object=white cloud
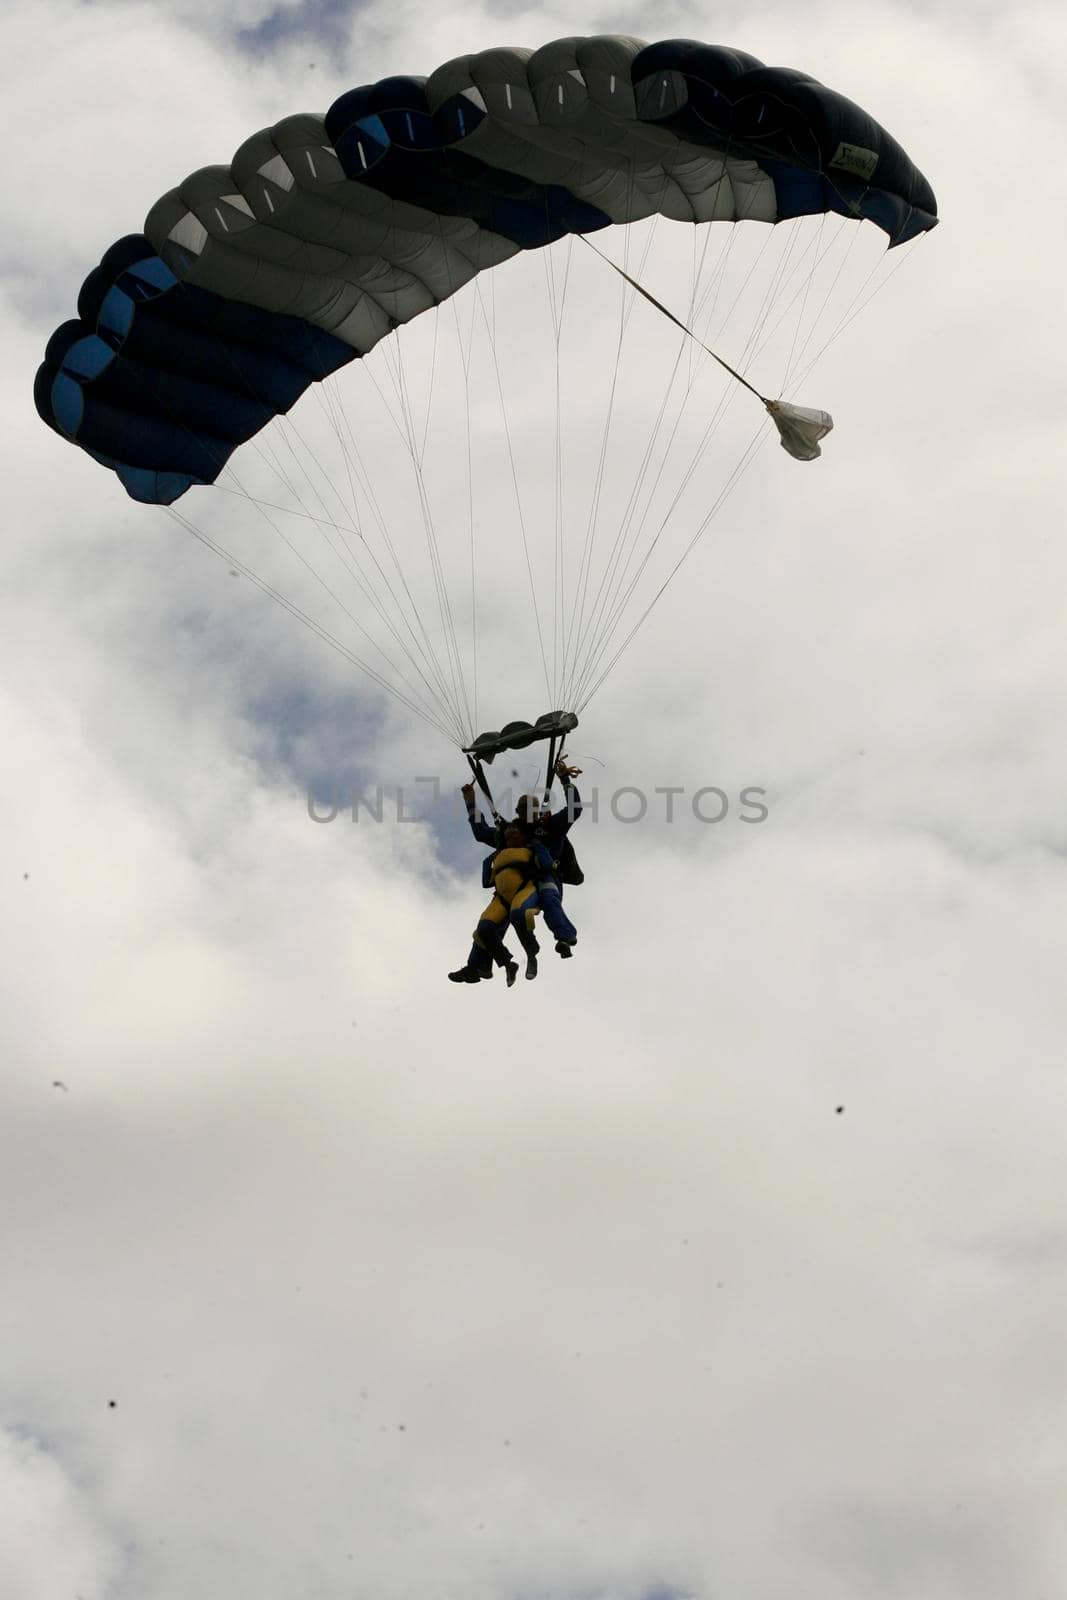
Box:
[0,1427,125,1600]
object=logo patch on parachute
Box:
[829,141,879,181]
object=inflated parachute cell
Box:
[36,35,937,504]
[35,235,356,503]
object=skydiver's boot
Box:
[503,959,519,987]
[554,939,575,959]
[525,952,538,980]
[450,932,496,984]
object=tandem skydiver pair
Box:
[448,755,584,986]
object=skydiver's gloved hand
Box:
[555,754,582,781]
[461,780,476,812]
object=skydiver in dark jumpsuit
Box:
[513,758,582,956]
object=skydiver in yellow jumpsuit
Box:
[449,824,542,984]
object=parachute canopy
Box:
[36,35,937,506]
[35,36,938,757]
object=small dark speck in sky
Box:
[52,1080,68,1092]
[108,1399,117,1409]
[835,1105,845,1114]
[23,872,29,880]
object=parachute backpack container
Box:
[37,36,937,757]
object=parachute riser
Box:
[465,728,565,821]
[541,732,560,808]
[465,753,503,824]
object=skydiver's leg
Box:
[449,895,508,983]
[508,884,541,979]
[509,916,539,961]
[489,930,520,985]
[471,893,512,974]
[536,878,577,946]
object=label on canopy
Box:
[829,142,879,181]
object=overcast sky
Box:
[4,3,1067,1598]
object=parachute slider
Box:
[463,710,578,763]
[765,400,834,462]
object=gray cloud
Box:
[235,0,365,56]
[799,1496,1037,1599]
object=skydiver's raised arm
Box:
[549,757,583,828]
